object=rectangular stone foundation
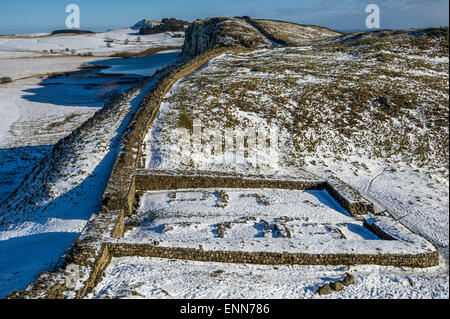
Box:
[132,172,374,217]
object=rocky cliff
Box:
[182,17,272,58]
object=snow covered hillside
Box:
[0,27,184,58]
[0,23,183,204]
[135,27,449,298]
[89,257,448,299]
[0,16,448,300]
[250,18,340,46]
[0,23,182,297]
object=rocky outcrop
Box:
[182,17,271,58]
[181,16,342,58]
[132,19,160,30]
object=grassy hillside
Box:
[253,18,341,45]
[152,28,449,177]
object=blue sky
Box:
[0,0,448,34]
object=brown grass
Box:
[156,31,449,174]
[110,46,181,58]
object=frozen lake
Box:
[88,50,181,76]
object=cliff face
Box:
[182,17,271,58]
[181,17,343,58]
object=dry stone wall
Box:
[7,48,238,299]
[108,243,439,268]
[133,172,376,218]
[324,176,376,216]
[102,48,236,219]
[243,16,289,46]
[134,173,324,192]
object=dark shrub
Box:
[0,77,13,84]
[51,29,94,35]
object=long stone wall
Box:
[243,16,289,46]
[102,48,238,219]
[134,173,324,192]
[108,243,439,269]
[7,48,240,299]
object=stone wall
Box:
[324,176,376,216]
[134,173,324,192]
[102,48,235,219]
[132,172,377,218]
[242,16,289,46]
[363,219,397,241]
[7,48,240,299]
[108,243,439,268]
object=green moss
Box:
[47,114,80,130]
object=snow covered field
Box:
[126,189,377,246]
[0,56,100,146]
[0,28,184,58]
[88,257,448,299]
[0,28,182,206]
[121,188,434,256]
[0,37,181,203]
[0,56,163,203]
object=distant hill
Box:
[51,29,95,35]
[250,18,340,45]
[182,16,341,58]
[132,19,161,30]
[139,18,190,35]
